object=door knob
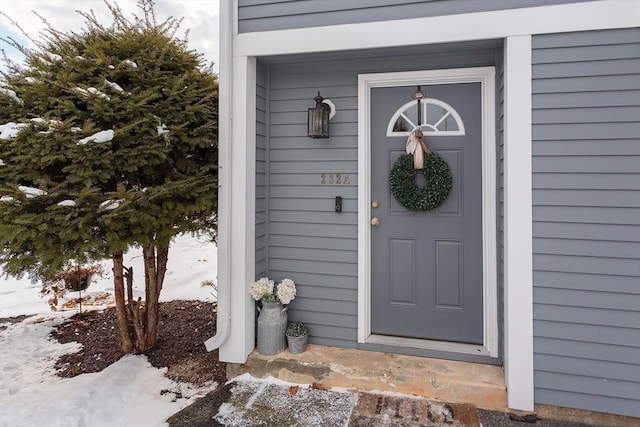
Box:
[371,217,380,227]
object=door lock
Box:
[371,199,379,208]
[371,217,380,227]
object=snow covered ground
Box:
[0,234,218,427]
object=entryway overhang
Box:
[216,0,638,413]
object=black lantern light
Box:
[307,92,330,139]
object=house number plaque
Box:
[320,173,350,185]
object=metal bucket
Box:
[257,302,287,355]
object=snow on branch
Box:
[0,87,24,105]
[74,87,110,100]
[56,199,76,207]
[0,122,28,139]
[105,80,124,92]
[99,199,122,210]
[18,186,47,198]
[78,129,114,145]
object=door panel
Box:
[370,83,483,344]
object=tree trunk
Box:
[113,253,133,353]
[112,245,170,353]
[142,244,169,350]
[125,266,145,351]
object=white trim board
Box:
[357,67,498,358]
[235,1,639,57]
[218,54,258,363]
[503,35,534,412]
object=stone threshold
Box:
[227,344,508,411]
[227,344,639,426]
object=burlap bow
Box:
[405,128,431,169]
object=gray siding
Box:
[531,28,640,417]
[496,47,505,361]
[238,0,590,33]
[256,61,269,279]
[262,41,502,362]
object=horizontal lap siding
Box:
[531,28,640,418]
[268,61,359,347]
[497,47,505,360]
[238,0,589,33]
[265,46,498,348]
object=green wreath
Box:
[389,153,453,211]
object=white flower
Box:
[249,277,274,302]
[276,278,296,305]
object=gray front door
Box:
[370,83,483,344]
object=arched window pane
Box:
[386,98,466,137]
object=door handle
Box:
[371,217,380,227]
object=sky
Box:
[0,0,220,72]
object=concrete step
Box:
[227,344,508,412]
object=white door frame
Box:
[357,67,498,358]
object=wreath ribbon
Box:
[405,128,430,170]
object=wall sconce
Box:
[308,92,332,139]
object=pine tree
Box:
[0,0,218,353]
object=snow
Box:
[30,118,63,134]
[56,199,76,207]
[105,79,124,92]
[0,87,24,105]
[18,185,47,198]
[78,129,114,145]
[213,375,357,427]
[74,87,109,100]
[123,59,138,68]
[0,122,28,139]
[0,234,218,426]
[24,77,37,83]
[108,65,115,70]
[99,199,121,210]
[157,123,169,135]
[73,87,89,97]
[87,87,110,100]
[0,196,14,202]
[0,159,4,166]
[48,53,63,62]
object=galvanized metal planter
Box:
[287,334,308,354]
[257,302,287,355]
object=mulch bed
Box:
[50,300,226,386]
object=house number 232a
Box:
[320,173,350,185]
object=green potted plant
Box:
[286,321,309,354]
